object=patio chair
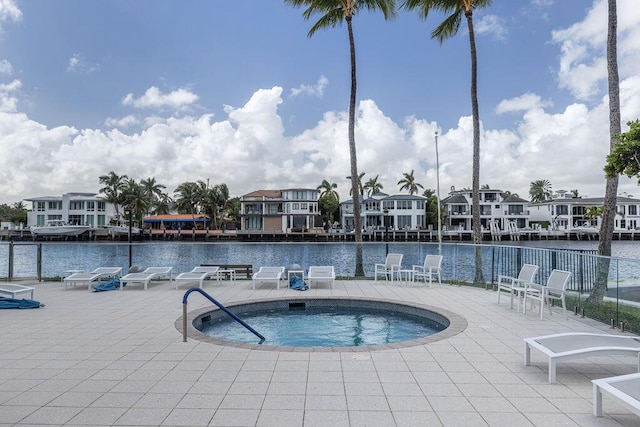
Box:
[593,372,640,417]
[524,332,640,383]
[307,266,335,289]
[63,267,123,291]
[252,266,285,289]
[174,266,220,289]
[374,253,403,282]
[412,255,442,287]
[120,266,173,290]
[496,263,538,309]
[523,269,572,320]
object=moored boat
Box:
[30,220,91,237]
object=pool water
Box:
[197,306,446,347]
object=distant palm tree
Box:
[121,178,148,225]
[98,171,128,219]
[286,0,396,277]
[173,182,200,215]
[140,177,166,216]
[571,189,579,198]
[317,179,339,202]
[364,175,383,197]
[397,170,424,195]
[529,179,552,203]
[346,172,366,196]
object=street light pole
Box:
[125,207,132,269]
[435,131,442,254]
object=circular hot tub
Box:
[179,297,467,352]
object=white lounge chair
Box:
[120,267,173,290]
[252,266,285,290]
[174,266,220,289]
[593,372,640,417]
[523,269,572,320]
[496,263,538,309]
[524,332,640,383]
[412,255,443,287]
[374,253,403,282]
[0,283,35,299]
[63,267,123,291]
[307,266,335,289]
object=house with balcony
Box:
[240,188,322,232]
[441,188,530,232]
[24,192,116,228]
[528,192,640,230]
[340,193,428,231]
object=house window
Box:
[397,200,412,210]
[630,205,638,216]
[97,215,106,226]
[397,215,412,229]
[68,215,84,225]
[416,200,425,209]
[383,201,394,210]
[86,201,95,211]
[556,205,568,215]
[48,201,62,210]
[480,205,491,215]
[36,202,46,212]
[292,191,305,200]
[69,201,84,210]
[301,203,308,210]
[97,201,106,212]
[508,205,524,215]
[292,203,299,210]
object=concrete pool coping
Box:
[179,296,468,352]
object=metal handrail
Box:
[182,287,265,343]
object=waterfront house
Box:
[142,214,211,231]
[240,189,322,232]
[340,193,429,231]
[441,188,530,232]
[24,192,116,228]
[528,192,640,230]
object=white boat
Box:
[105,222,141,235]
[30,220,91,237]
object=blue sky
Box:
[0,0,639,205]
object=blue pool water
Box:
[196,302,447,347]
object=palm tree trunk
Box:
[590,0,620,304]
[466,10,484,284]
[347,17,364,277]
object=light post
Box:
[435,131,442,253]
[383,209,389,255]
[124,206,132,269]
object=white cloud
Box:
[0,78,20,112]
[66,53,100,74]
[290,75,329,98]
[104,115,139,128]
[475,14,507,41]
[552,0,640,101]
[0,59,12,74]
[496,93,552,115]
[0,0,21,23]
[122,86,199,110]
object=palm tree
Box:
[397,170,424,195]
[571,189,580,198]
[121,178,148,226]
[214,183,232,229]
[140,177,166,216]
[98,171,128,219]
[173,182,200,215]
[317,179,339,202]
[364,175,383,197]
[592,0,622,305]
[346,172,366,196]
[529,179,552,203]
[286,0,396,277]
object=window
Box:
[382,201,394,210]
[69,201,84,210]
[480,205,491,215]
[508,205,524,215]
[97,201,106,212]
[397,215,412,229]
[556,205,568,215]
[68,215,84,225]
[86,201,95,211]
[630,205,638,216]
[300,203,307,210]
[292,203,299,210]
[97,215,106,226]
[36,202,45,212]
[416,200,425,210]
[48,201,62,210]
[416,215,425,228]
[397,200,412,210]
[292,191,305,200]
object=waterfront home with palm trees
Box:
[239,189,322,233]
[24,192,116,228]
[340,192,429,231]
[529,193,640,231]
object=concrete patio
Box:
[1,279,639,426]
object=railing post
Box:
[37,243,42,282]
[183,303,187,342]
[8,241,14,280]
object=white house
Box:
[340,193,428,231]
[239,188,322,232]
[528,192,640,230]
[24,192,116,228]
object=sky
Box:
[0,0,639,205]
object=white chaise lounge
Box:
[63,267,123,291]
[120,267,173,290]
[593,372,640,417]
[252,266,285,290]
[524,332,640,383]
[174,266,220,289]
[0,283,35,299]
[307,266,335,289]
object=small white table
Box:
[217,269,236,282]
[288,270,305,281]
[397,269,414,285]
[0,283,35,299]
